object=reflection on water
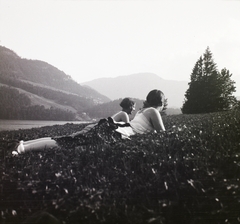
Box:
[0,120,89,131]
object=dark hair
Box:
[143,89,165,108]
[120,98,135,109]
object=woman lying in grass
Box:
[13,89,165,154]
[71,97,136,135]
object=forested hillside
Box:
[0,46,110,120]
[0,86,76,120]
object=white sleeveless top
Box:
[130,109,155,134]
[116,108,155,138]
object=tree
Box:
[217,68,237,110]
[181,47,237,114]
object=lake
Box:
[0,120,90,131]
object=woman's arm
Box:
[148,108,165,132]
[112,111,129,123]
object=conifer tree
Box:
[181,47,237,114]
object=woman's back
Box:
[130,108,155,134]
[116,107,165,138]
[139,107,165,132]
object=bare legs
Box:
[16,137,59,154]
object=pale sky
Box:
[1,0,240,96]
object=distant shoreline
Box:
[0,119,90,131]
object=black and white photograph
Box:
[0,0,240,223]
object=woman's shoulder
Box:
[112,111,129,123]
[142,107,158,113]
[115,111,128,117]
[141,107,160,118]
[112,111,125,117]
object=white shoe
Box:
[17,140,25,154]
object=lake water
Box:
[0,120,90,131]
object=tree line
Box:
[0,86,75,120]
[0,76,96,111]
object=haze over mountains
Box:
[0,45,110,120]
[2,45,239,120]
[82,73,189,108]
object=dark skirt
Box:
[53,117,130,148]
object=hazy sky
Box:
[1,0,240,96]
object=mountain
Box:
[82,73,189,108]
[0,46,110,120]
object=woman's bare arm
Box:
[148,108,165,132]
[112,111,129,123]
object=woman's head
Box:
[120,98,136,114]
[143,89,165,109]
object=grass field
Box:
[0,110,240,224]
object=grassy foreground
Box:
[0,110,240,224]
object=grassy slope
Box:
[0,110,240,224]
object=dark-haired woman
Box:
[111,97,136,123]
[71,97,135,136]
